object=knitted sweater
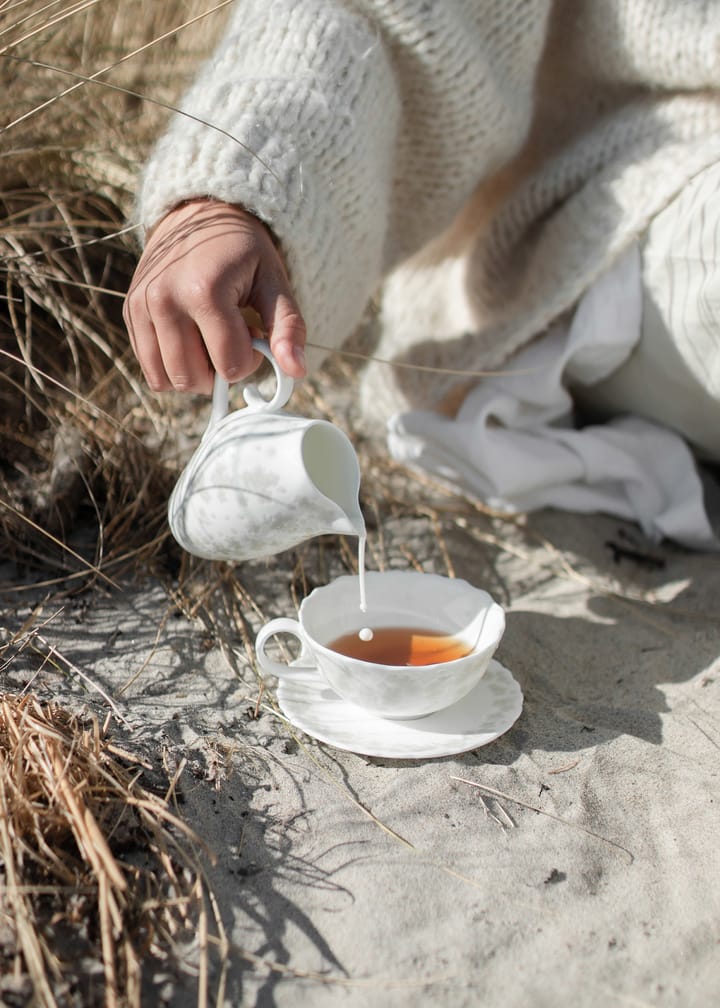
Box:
[137,0,720,422]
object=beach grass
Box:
[0,1,233,583]
[0,5,245,1003]
[0,691,229,1007]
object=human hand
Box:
[124,199,307,395]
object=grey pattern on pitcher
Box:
[168,339,364,562]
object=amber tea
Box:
[328,626,473,667]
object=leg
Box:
[588,161,720,460]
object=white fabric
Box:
[387,248,719,549]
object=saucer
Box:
[276,658,523,759]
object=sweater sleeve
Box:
[136,0,551,362]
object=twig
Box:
[451,776,635,863]
[32,633,129,724]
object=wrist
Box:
[148,197,282,250]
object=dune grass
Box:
[0,5,246,1004]
[0,692,228,1008]
[0,1,233,584]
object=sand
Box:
[2,488,719,1007]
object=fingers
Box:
[270,306,308,379]
[155,271,258,387]
[251,280,308,379]
[124,200,308,395]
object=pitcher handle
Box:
[208,338,295,430]
[255,618,318,680]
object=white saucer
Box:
[276,658,523,759]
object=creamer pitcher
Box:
[168,340,364,561]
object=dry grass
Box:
[0,692,228,1008]
[0,1,232,583]
[0,5,251,1004]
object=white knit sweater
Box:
[137,0,720,422]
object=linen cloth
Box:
[387,245,718,549]
[586,162,720,461]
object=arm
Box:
[128,0,401,390]
[127,0,550,390]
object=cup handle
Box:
[208,337,295,429]
[255,618,317,680]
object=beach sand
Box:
[3,484,719,1007]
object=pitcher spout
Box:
[328,505,366,539]
[301,420,363,535]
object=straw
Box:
[0,691,228,1007]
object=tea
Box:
[327,626,472,667]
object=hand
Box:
[124,199,307,395]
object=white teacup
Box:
[255,570,505,720]
[168,340,364,561]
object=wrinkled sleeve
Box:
[136,0,550,361]
[136,1,398,362]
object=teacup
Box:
[168,339,364,561]
[255,570,505,720]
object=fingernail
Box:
[293,345,306,371]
